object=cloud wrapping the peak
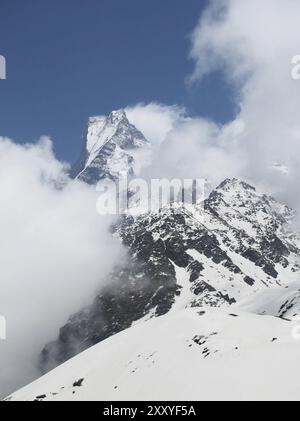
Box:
[126,103,187,146]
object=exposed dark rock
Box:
[244,276,255,286]
[73,378,84,387]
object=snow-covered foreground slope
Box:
[7,307,300,401]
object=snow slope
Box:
[7,307,300,401]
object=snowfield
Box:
[7,307,300,401]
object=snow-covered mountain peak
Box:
[217,178,256,193]
[107,108,127,124]
[71,109,150,184]
[208,177,294,231]
[85,108,148,153]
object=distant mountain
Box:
[71,109,149,184]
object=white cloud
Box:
[0,137,124,397]
[126,102,187,146]
[187,0,300,208]
[141,117,244,185]
[125,2,300,212]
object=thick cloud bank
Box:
[0,137,123,397]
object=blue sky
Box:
[0,0,235,163]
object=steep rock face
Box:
[40,179,300,371]
[206,178,299,279]
[71,109,149,184]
